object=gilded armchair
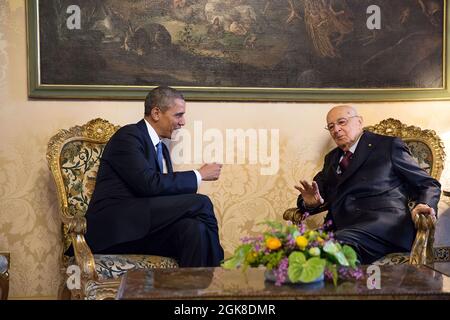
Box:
[284,118,446,265]
[47,119,178,300]
[0,252,9,300]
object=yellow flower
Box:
[246,251,258,264]
[265,237,282,250]
[317,236,325,245]
[296,236,309,250]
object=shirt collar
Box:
[144,118,161,148]
[348,131,363,154]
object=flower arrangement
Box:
[222,219,363,286]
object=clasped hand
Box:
[411,203,436,224]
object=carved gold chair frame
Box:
[47,119,121,299]
[47,119,178,300]
[0,252,9,300]
[284,118,446,265]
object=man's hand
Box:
[198,163,222,181]
[411,203,436,223]
[294,180,324,208]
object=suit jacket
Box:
[297,131,441,251]
[85,119,197,251]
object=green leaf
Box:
[289,251,306,265]
[287,252,306,282]
[286,224,299,235]
[260,250,285,270]
[342,245,358,268]
[260,220,283,231]
[323,241,339,254]
[221,244,252,269]
[299,258,326,283]
[292,230,301,239]
[326,262,338,286]
[323,241,349,266]
[333,251,349,266]
[288,253,325,284]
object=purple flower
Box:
[273,257,289,286]
[298,224,306,234]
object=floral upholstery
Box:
[372,252,410,266]
[94,255,178,280]
[69,254,178,281]
[60,141,103,251]
[405,141,433,175]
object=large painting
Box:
[27,0,450,101]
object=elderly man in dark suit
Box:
[85,86,224,267]
[295,105,441,264]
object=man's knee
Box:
[188,194,214,217]
[195,194,213,209]
[176,219,207,242]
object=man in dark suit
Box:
[295,105,441,264]
[85,86,224,267]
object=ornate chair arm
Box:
[60,209,98,281]
[409,213,436,265]
[283,207,305,225]
[62,214,87,235]
[0,252,9,300]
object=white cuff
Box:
[193,170,202,191]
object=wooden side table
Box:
[117,265,450,300]
[0,252,10,300]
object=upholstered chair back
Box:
[365,118,445,180]
[47,119,120,256]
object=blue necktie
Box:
[156,142,163,173]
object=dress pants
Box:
[98,194,224,267]
[335,228,409,264]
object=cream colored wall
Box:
[0,1,449,298]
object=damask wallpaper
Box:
[0,1,449,299]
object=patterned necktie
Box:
[339,151,353,173]
[156,142,163,173]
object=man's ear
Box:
[358,116,363,126]
[151,107,160,121]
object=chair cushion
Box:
[94,254,178,280]
[69,254,178,281]
[372,252,410,266]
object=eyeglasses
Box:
[325,116,359,131]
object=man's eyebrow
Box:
[327,117,346,124]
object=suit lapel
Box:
[137,120,160,169]
[329,149,341,178]
[337,131,376,187]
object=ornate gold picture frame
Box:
[27,0,450,101]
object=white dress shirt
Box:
[144,119,202,189]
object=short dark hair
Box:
[144,86,184,115]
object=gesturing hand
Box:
[198,163,223,181]
[294,180,324,208]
